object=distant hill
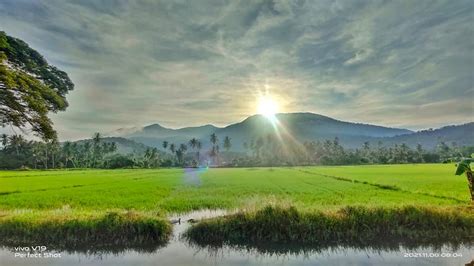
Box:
[72,137,151,154]
[213,113,413,150]
[117,124,219,149]
[378,123,474,149]
[106,112,474,152]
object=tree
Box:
[196,140,202,163]
[415,143,425,163]
[0,31,74,140]
[175,144,187,166]
[1,133,7,150]
[62,141,76,168]
[169,143,176,163]
[179,143,187,153]
[143,147,159,168]
[48,139,60,168]
[91,132,102,167]
[209,133,219,165]
[210,133,218,146]
[455,155,474,202]
[223,136,231,152]
[162,141,168,151]
[188,138,198,163]
[105,154,135,169]
[9,134,25,157]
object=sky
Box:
[0,0,473,140]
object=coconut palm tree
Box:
[210,133,218,146]
[188,138,198,163]
[169,143,176,154]
[143,147,159,168]
[189,138,197,149]
[224,136,231,152]
[91,132,102,167]
[169,143,176,164]
[209,133,219,165]
[162,141,169,151]
[196,140,202,163]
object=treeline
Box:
[1,132,472,169]
[0,133,230,169]
[0,133,159,169]
[234,136,473,167]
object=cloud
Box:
[0,0,472,140]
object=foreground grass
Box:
[0,210,171,252]
[185,205,474,251]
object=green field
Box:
[0,164,469,215]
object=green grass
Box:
[0,210,171,252]
[185,205,474,251]
[0,164,470,213]
[298,164,469,202]
[0,164,472,249]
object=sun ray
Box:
[257,96,278,119]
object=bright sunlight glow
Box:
[257,96,279,119]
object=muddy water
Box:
[1,209,472,266]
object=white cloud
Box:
[0,0,472,140]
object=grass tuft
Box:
[0,211,172,253]
[185,205,474,251]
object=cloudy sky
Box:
[1,0,473,140]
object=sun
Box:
[257,96,279,119]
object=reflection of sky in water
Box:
[1,210,472,266]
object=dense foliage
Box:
[455,156,474,201]
[1,130,472,169]
[0,31,74,140]
[234,136,473,167]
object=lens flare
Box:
[257,96,278,119]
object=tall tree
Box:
[189,138,198,163]
[209,133,219,165]
[169,143,176,163]
[223,136,232,152]
[196,140,202,163]
[1,133,8,150]
[9,134,25,157]
[48,139,60,168]
[0,31,74,140]
[92,132,102,167]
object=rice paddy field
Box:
[1,163,473,263]
[0,163,470,214]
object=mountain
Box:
[213,113,413,150]
[379,123,474,149]
[107,113,473,152]
[109,112,449,151]
[113,124,219,148]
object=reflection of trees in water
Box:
[2,243,164,256]
[187,239,472,257]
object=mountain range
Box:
[105,113,472,152]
